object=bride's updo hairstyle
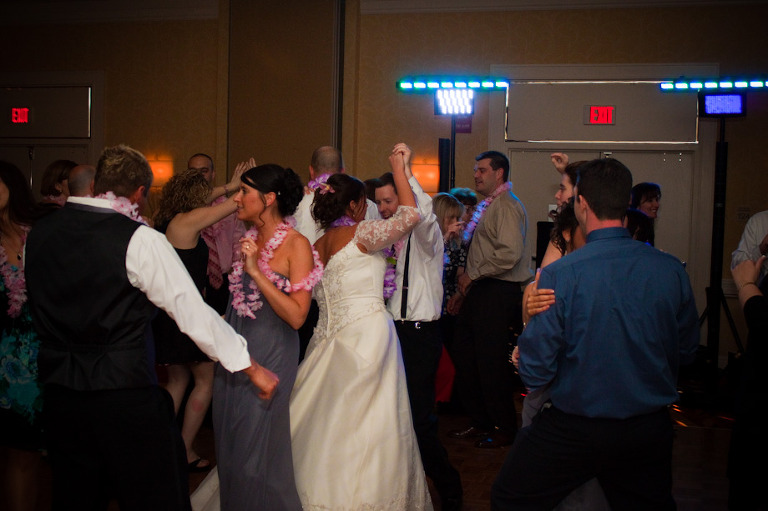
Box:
[241,164,304,217]
[312,173,365,230]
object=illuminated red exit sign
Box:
[583,105,615,125]
[11,108,30,123]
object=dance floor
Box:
[25,375,733,510]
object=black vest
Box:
[26,203,157,391]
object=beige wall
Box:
[0,0,340,185]
[1,18,221,175]
[228,0,339,179]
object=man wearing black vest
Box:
[374,143,463,511]
[25,144,278,511]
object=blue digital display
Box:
[700,93,746,116]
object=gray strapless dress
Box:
[211,272,301,511]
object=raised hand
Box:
[230,157,255,191]
[550,152,569,174]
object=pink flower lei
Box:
[95,191,148,225]
[43,194,67,207]
[0,225,30,318]
[463,181,512,243]
[229,219,324,319]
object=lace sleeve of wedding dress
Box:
[354,205,420,253]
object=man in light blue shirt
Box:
[491,158,699,510]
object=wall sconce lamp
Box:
[147,159,174,187]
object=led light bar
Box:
[660,77,768,91]
[398,76,509,92]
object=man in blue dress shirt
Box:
[491,157,700,510]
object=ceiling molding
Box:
[361,0,767,14]
[0,0,218,25]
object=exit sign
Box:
[11,107,30,124]
[583,105,615,125]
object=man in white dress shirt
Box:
[294,145,379,361]
[373,143,463,511]
[25,144,278,511]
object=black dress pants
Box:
[43,384,191,511]
[396,320,462,501]
[451,278,521,434]
[491,405,675,511]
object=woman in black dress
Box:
[152,163,246,472]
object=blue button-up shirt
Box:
[518,227,700,419]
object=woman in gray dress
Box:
[211,163,320,511]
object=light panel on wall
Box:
[435,89,474,115]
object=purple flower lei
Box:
[463,181,512,243]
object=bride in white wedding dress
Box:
[289,147,432,510]
[191,147,433,511]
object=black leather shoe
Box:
[474,432,514,449]
[448,425,490,439]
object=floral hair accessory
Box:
[317,182,335,195]
[307,172,332,191]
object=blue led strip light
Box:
[660,78,768,91]
[397,76,510,92]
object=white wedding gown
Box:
[191,207,432,511]
[290,206,432,511]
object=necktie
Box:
[201,225,223,289]
[400,235,411,320]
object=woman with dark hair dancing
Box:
[288,146,432,510]
[205,163,321,511]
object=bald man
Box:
[67,164,96,197]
